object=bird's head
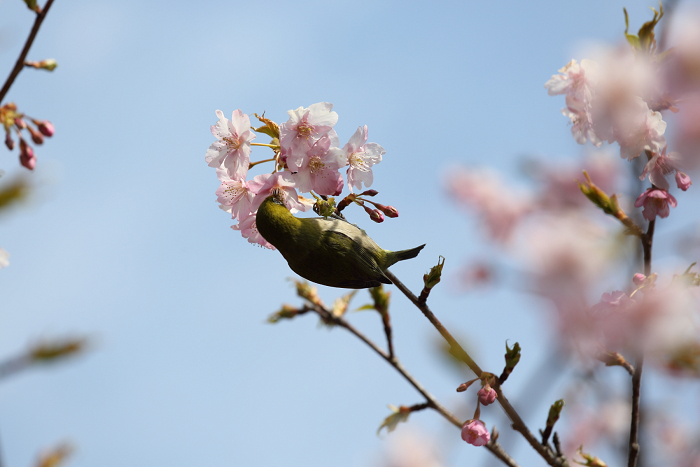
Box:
[270,187,286,206]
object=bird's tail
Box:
[385,244,426,268]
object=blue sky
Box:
[1,1,699,466]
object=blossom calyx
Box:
[253,112,280,139]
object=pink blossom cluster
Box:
[545,38,698,221]
[204,103,386,248]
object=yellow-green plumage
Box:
[256,195,425,289]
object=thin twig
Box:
[0,0,55,103]
[628,219,655,467]
[308,304,520,467]
[385,270,568,467]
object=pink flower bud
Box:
[477,385,497,405]
[359,189,379,197]
[36,120,54,137]
[14,118,26,130]
[461,419,490,446]
[376,203,399,218]
[4,132,14,151]
[633,273,646,286]
[364,205,384,223]
[676,171,692,191]
[19,138,36,170]
[27,125,44,145]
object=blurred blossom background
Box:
[1,0,700,466]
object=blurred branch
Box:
[385,270,569,467]
[0,0,55,103]
[0,354,31,380]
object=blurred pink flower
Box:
[639,147,683,191]
[614,98,667,161]
[634,187,677,221]
[447,168,531,242]
[461,419,490,446]
[676,171,692,191]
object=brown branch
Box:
[628,218,655,467]
[307,303,520,467]
[385,270,568,467]
[0,0,55,104]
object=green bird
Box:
[255,193,425,289]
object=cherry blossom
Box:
[639,147,682,191]
[341,125,385,191]
[215,168,254,221]
[634,187,677,221]
[231,212,274,250]
[675,171,692,191]
[590,291,636,317]
[447,167,531,242]
[287,134,345,195]
[561,96,601,146]
[248,172,311,214]
[545,59,598,103]
[205,110,255,180]
[279,102,338,154]
[461,419,490,446]
[614,98,667,161]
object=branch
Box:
[306,303,520,467]
[628,218,655,467]
[385,270,568,467]
[0,0,55,104]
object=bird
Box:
[255,192,425,289]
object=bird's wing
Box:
[312,218,392,287]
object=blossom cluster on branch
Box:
[205,103,395,249]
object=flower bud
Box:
[33,119,54,137]
[633,273,646,286]
[461,419,490,446]
[477,384,497,405]
[364,205,384,223]
[14,117,26,130]
[4,132,14,151]
[359,189,378,197]
[676,171,692,191]
[27,125,44,145]
[19,138,36,170]
[376,203,399,218]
